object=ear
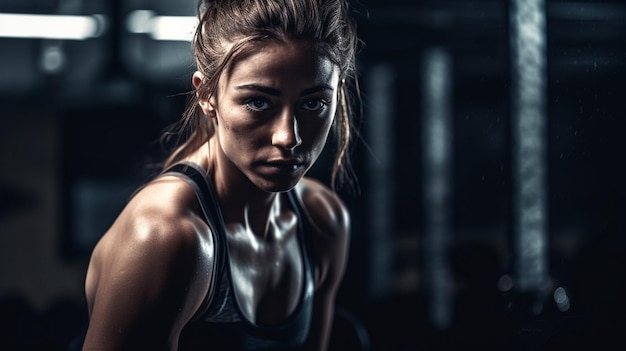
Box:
[192,71,216,116]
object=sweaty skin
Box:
[83,39,351,351]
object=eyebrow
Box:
[234,84,334,96]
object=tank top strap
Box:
[161,162,227,310]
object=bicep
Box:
[301,181,351,289]
[84,223,213,350]
[306,229,350,351]
[299,181,351,349]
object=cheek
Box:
[218,114,265,154]
[221,124,256,150]
[217,107,250,137]
[302,117,334,151]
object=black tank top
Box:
[162,162,314,351]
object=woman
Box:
[82,0,361,350]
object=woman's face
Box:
[200,39,340,192]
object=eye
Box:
[244,97,271,112]
[301,98,327,112]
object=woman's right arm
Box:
[83,188,215,351]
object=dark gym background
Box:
[1,0,625,350]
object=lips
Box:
[259,159,305,174]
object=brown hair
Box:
[161,0,361,190]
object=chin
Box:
[262,182,298,193]
[255,177,301,193]
[248,168,306,193]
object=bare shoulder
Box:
[294,177,350,240]
[86,175,215,326]
[92,175,212,264]
[294,178,351,292]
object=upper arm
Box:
[297,178,351,350]
[83,206,214,350]
[298,178,351,288]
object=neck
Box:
[204,139,282,239]
[219,191,282,240]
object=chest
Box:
[224,221,305,325]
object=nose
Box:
[272,111,302,150]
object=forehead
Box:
[223,39,339,87]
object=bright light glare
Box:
[151,16,197,41]
[127,10,197,42]
[0,13,105,40]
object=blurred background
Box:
[1,0,625,350]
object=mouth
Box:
[259,159,306,175]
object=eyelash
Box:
[242,97,329,113]
[243,97,271,112]
[302,98,328,112]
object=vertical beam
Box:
[510,0,549,305]
[365,63,395,301]
[422,47,454,330]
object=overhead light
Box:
[0,13,106,40]
[127,10,197,42]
